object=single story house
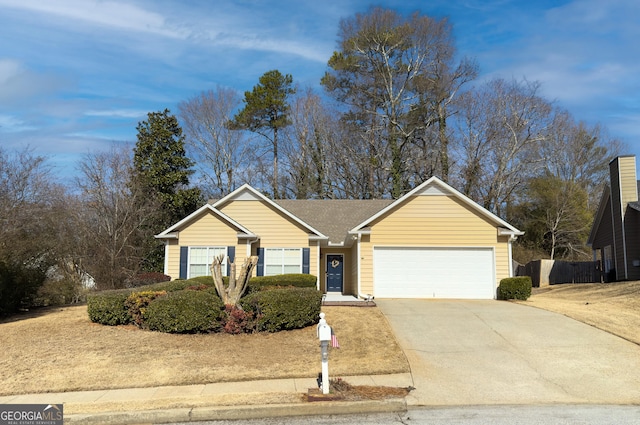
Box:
[588,155,640,281]
[155,176,523,299]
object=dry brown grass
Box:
[519,280,640,345]
[0,305,409,396]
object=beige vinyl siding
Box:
[359,194,509,294]
[349,244,358,296]
[610,156,638,280]
[618,156,638,207]
[166,239,180,279]
[165,211,241,279]
[218,200,318,277]
[618,157,640,280]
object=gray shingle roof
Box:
[274,199,394,244]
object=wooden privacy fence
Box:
[515,259,602,287]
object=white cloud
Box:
[0,58,21,84]
[0,0,186,38]
[0,0,333,63]
[0,114,35,132]
[0,59,68,104]
[85,109,147,119]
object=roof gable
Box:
[350,176,523,235]
[155,204,255,239]
[213,184,328,240]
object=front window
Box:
[265,248,302,276]
[189,246,227,278]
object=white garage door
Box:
[373,247,496,299]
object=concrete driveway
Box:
[376,299,640,406]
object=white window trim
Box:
[264,247,302,276]
[188,246,227,279]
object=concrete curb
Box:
[65,398,407,424]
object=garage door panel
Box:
[374,247,495,299]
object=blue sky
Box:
[1,0,639,182]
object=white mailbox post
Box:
[317,312,332,394]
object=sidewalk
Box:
[0,373,412,424]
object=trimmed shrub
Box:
[125,291,167,327]
[142,276,225,293]
[87,290,133,325]
[187,275,226,287]
[241,287,322,332]
[247,274,317,292]
[126,272,171,288]
[497,277,532,300]
[139,280,194,293]
[143,290,225,333]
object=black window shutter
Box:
[257,247,265,276]
[302,248,310,274]
[179,246,188,279]
[227,246,235,276]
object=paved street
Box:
[167,405,640,425]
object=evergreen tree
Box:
[230,70,295,199]
[134,109,202,270]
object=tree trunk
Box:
[272,127,279,199]
[211,255,258,306]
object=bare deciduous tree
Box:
[322,7,476,198]
[454,78,552,216]
[282,88,342,199]
[76,145,157,289]
[179,88,248,197]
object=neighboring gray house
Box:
[588,155,640,281]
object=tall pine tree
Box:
[230,70,295,199]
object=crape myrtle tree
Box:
[230,70,296,199]
[134,109,202,271]
[322,7,476,198]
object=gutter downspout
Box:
[316,241,321,292]
[163,241,169,276]
[508,235,516,277]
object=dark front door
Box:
[326,254,344,292]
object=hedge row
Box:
[144,289,226,333]
[241,287,323,332]
[247,274,317,290]
[87,289,132,326]
[497,277,532,300]
[87,274,321,334]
